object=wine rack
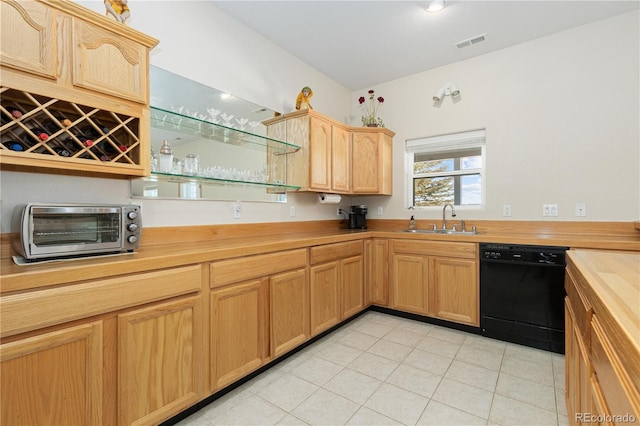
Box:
[0,86,142,173]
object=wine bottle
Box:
[1,104,25,126]
[44,113,73,134]
[21,127,49,145]
[3,140,27,151]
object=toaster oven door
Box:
[27,206,123,258]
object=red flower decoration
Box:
[358,96,365,104]
[358,89,385,127]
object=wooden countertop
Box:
[567,250,640,356]
[2,221,639,294]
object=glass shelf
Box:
[150,106,300,154]
[149,171,299,191]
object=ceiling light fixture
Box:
[433,82,461,103]
[425,0,446,13]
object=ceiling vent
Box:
[455,33,487,49]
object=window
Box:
[406,129,485,208]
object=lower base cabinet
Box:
[118,295,203,426]
[210,279,266,391]
[1,321,103,426]
[270,268,309,358]
[429,257,478,325]
[366,239,389,306]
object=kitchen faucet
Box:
[442,204,456,229]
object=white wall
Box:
[352,10,639,223]
[1,4,638,232]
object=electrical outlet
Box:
[233,202,241,219]
[290,206,296,217]
[337,208,342,217]
[575,203,586,217]
[377,206,383,216]
[543,204,558,217]
[502,204,512,217]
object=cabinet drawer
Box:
[210,249,307,288]
[590,317,639,421]
[310,241,363,264]
[0,265,203,338]
[565,267,593,343]
[392,240,477,259]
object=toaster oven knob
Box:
[127,235,138,244]
[127,223,138,232]
[127,211,138,220]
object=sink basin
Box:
[398,229,478,235]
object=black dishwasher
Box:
[480,243,568,354]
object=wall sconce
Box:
[433,83,460,102]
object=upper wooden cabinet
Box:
[0,0,158,177]
[264,109,393,195]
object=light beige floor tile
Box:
[455,345,504,371]
[500,356,554,386]
[256,373,319,412]
[275,414,310,425]
[324,368,383,404]
[347,352,400,381]
[346,406,401,425]
[382,327,425,347]
[555,389,567,417]
[558,413,569,426]
[175,411,214,426]
[432,377,494,419]
[489,394,558,426]
[428,326,469,344]
[395,318,435,336]
[292,388,360,425]
[495,372,557,412]
[463,334,507,354]
[354,320,395,338]
[315,342,364,366]
[205,394,287,426]
[364,382,429,425]
[386,364,442,398]
[504,344,553,368]
[552,353,566,391]
[290,355,343,386]
[367,312,406,327]
[403,348,454,376]
[336,331,380,351]
[417,400,487,426]
[416,335,462,358]
[367,338,413,362]
[445,360,499,392]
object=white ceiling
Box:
[211,1,639,91]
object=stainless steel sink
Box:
[398,229,478,235]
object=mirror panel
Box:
[131,66,289,202]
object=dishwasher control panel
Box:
[480,243,567,265]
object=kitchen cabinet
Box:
[390,240,478,325]
[564,252,640,425]
[118,295,204,426]
[351,130,393,195]
[270,268,309,358]
[0,0,158,177]
[1,321,103,426]
[209,249,308,391]
[365,239,389,306]
[264,109,394,195]
[309,241,364,335]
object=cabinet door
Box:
[351,132,380,193]
[309,261,340,336]
[366,239,389,306]
[118,296,203,426]
[270,269,309,358]
[342,255,364,319]
[0,0,57,79]
[308,116,332,191]
[1,322,103,426]
[332,125,351,193]
[565,300,593,425]
[391,254,428,314]
[210,280,266,391]
[72,19,148,103]
[429,257,479,326]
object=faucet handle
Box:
[461,219,466,231]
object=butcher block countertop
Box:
[567,249,640,356]
[1,219,639,294]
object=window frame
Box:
[405,129,486,210]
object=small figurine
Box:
[295,86,313,110]
[105,0,130,24]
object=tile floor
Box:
[176,311,568,426]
